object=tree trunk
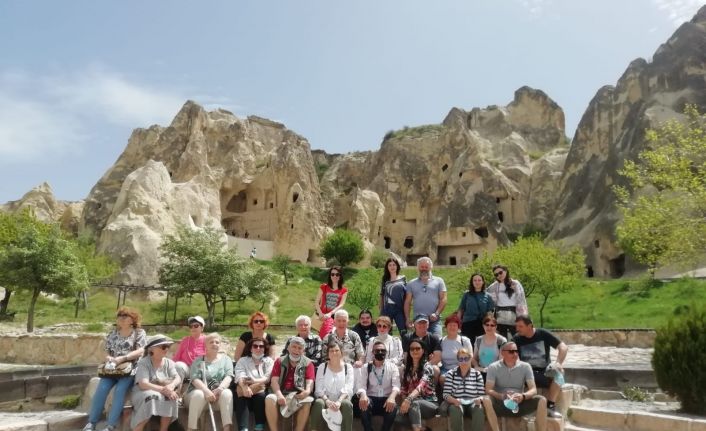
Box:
[0,288,12,314]
[539,293,550,327]
[221,297,227,321]
[27,288,41,332]
[206,296,215,328]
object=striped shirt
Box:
[442,366,485,401]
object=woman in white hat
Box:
[130,335,181,431]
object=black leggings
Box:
[461,319,484,341]
[234,391,267,428]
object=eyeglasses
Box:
[502,349,519,354]
[458,356,471,362]
[252,344,265,349]
[376,324,389,328]
[409,347,423,352]
[117,313,129,318]
[374,349,387,354]
[253,319,265,324]
[330,273,341,277]
[494,271,504,277]
[484,323,497,327]
[189,324,201,329]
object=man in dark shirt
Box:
[513,315,568,418]
[402,314,441,365]
[352,309,378,350]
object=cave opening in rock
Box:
[404,236,414,248]
[609,254,625,278]
[586,265,594,278]
[226,191,247,213]
[449,256,457,266]
[497,212,504,222]
[442,164,448,171]
[594,239,600,248]
[292,192,299,203]
[384,236,391,249]
[474,227,489,238]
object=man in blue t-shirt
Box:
[403,257,447,337]
[513,315,568,418]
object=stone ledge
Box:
[570,406,706,431]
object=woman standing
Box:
[440,348,486,431]
[457,274,495,341]
[233,312,277,361]
[379,258,407,335]
[83,307,146,431]
[234,338,274,431]
[315,266,348,339]
[486,264,528,338]
[130,335,181,431]
[310,340,355,431]
[397,340,438,431]
[439,315,473,376]
[364,316,404,366]
[185,333,234,431]
[471,314,507,379]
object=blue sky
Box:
[0,0,702,203]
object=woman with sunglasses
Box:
[83,307,146,431]
[234,337,274,431]
[440,348,485,431]
[379,257,407,335]
[471,314,507,379]
[130,334,180,431]
[173,316,206,381]
[486,264,528,338]
[186,333,234,431]
[315,266,348,338]
[439,315,473,377]
[364,316,404,366]
[234,312,277,361]
[397,339,438,431]
[457,273,495,341]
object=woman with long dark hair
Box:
[234,337,274,431]
[315,266,348,338]
[379,258,407,335]
[486,264,528,338]
[397,339,438,431]
[457,273,495,340]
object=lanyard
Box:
[371,365,385,387]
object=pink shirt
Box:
[172,335,206,365]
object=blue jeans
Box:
[428,319,442,337]
[88,376,134,426]
[381,306,407,336]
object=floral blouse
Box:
[104,328,147,357]
[400,362,437,402]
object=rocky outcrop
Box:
[548,6,706,277]
[81,102,327,284]
[0,182,84,234]
[320,86,568,265]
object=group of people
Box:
[83,256,568,431]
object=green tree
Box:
[466,236,585,326]
[73,233,119,316]
[0,213,88,332]
[615,105,706,276]
[160,225,247,327]
[369,248,389,269]
[272,254,293,285]
[320,229,365,267]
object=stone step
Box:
[569,406,706,431]
[565,424,606,431]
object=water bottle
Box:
[504,397,519,414]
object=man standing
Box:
[265,337,315,431]
[322,309,365,368]
[482,341,548,431]
[401,314,442,365]
[404,257,447,337]
[356,340,400,431]
[513,315,568,418]
[282,315,324,367]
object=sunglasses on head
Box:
[253,319,265,324]
[117,313,129,318]
[252,344,265,349]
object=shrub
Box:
[652,307,706,413]
[319,229,365,267]
[58,394,81,409]
[369,248,389,269]
[622,386,651,402]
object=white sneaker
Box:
[82,424,96,431]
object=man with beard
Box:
[404,257,447,337]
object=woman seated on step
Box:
[185,332,234,431]
[234,337,274,431]
[130,335,181,431]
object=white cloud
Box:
[0,68,193,163]
[652,0,703,26]
[516,0,551,17]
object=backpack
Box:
[323,362,349,376]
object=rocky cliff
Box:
[0,182,84,234]
[548,6,706,277]
[80,102,328,284]
[319,86,568,266]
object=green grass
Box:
[3,263,705,331]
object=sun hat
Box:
[280,392,313,418]
[187,316,205,327]
[322,407,343,431]
[144,334,174,355]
